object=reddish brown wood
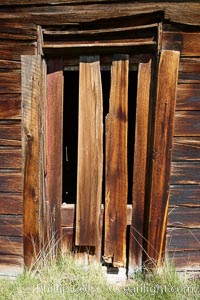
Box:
[61,204,133,227]
[76,56,103,248]
[0,122,21,145]
[104,55,129,268]
[0,71,20,94]
[0,173,22,193]
[162,32,200,56]
[0,254,23,277]
[0,148,21,169]
[46,58,63,253]
[147,50,180,266]
[0,194,23,214]
[129,59,152,269]
[0,94,21,119]
[176,84,200,110]
[174,111,200,136]
[0,42,36,61]
[179,59,200,83]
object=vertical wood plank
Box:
[104,55,129,267]
[76,56,103,248]
[129,59,152,270]
[147,50,180,266]
[46,58,63,253]
[22,55,42,268]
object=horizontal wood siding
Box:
[166,28,200,270]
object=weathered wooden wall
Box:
[161,24,200,270]
[0,1,199,275]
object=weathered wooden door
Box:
[22,50,179,271]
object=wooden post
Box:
[104,55,129,268]
[146,50,180,267]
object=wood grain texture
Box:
[0,94,21,119]
[169,185,200,207]
[0,215,23,236]
[0,254,23,277]
[0,42,36,61]
[0,193,23,214]
[0,173,22,193]
[0,122,21,146]
[167,251,200,270]
[22,55,42,268]
[174,112,200,136]
[172,137,200,161]
[0,20,36,40]
[176,84,200,110]
[129,59,151,269]
[76,56,103,247]
[162,32,200,56]
[147,50,180,265]
[0,3,199,26]
[168,207,200,228]
[171,162,200,185]
[62,204,133,227]
[0,236,23,256]
[104,55,129,267]
[167,228,200,251]
[0,71,20,94]
[179,59,200,83]
[46,58,63,251]
[0,148,21,169]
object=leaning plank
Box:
[147,50,179,266]
[129,59,151,269]
[104,55,129,267]
[46,58,63,252]
[76,56,103,248]
[22,55,42,268]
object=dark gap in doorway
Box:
[62,71,79,204]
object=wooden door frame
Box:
[22,21,179,269]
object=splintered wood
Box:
[104,55,129,268]
[76,56,103,247]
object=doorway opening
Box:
[62,66,138,208]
